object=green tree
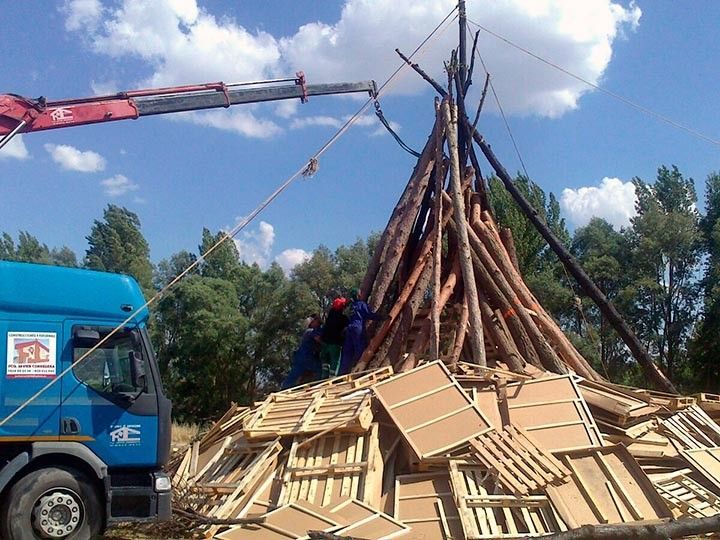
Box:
[689,171,720,391]
[627,166,702,381]
[84,205,154,294]
[0,231,77,267]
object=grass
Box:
[171,421,200,448]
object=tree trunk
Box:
[443,99,486,365]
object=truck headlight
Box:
[154,474,172,492]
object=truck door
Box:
[60,323,159,467]
[0,318,63,439]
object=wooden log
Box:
[478,292,525,372]
[442,99,486,366]
[477,217,602,381]
[430,104,446,360]
[499,227,520,272]
[361,120,439,309]
[448,300,469,367]
[543,516,720,540]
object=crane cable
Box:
[466,17,720,148]
[0,6,459,428]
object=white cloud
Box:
[44,144,106,172]
[64,0,102,31]
[66,0,642,133]
[101,174,139,196]
[234,220,276,267]
[561,177,636,229]
[275,248,311,274]
[174,109,282,139]
[90,79,119,95]
[289,116,343,130]
[0,135,29,160]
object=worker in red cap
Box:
[319,297,349,378]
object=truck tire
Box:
[0,466,102,540]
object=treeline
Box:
[1,205,377,422]
[3,164,719,423]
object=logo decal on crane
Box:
[109,424,142,445]
[49,107,74,123]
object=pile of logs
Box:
[354,97,600,383]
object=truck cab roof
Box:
[0,261,149,322]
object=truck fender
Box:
[0,452,29,494]
[30,442,108,480]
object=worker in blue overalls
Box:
[281,315,322,389]
[338,288,383,375]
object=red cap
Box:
[332,297,347,310]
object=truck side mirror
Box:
[129,351,146,391]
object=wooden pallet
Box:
[654,472,720,518]
[659,405,720,450]
[278,423,383,509]
[275,366,395,398]
[682,447,720,492]
[505,375,603,452]
[448,460,567,539]
[547,444,672,528]
[330,499,410,539]
[467,425,570,496]
[244,389,373,439]
[373,360,493,460]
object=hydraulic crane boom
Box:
[0,73,376,149]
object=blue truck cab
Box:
[0,261,171,539]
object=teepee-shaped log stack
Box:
[355,97,603,382]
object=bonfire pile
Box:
[166,99,720,538]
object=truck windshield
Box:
[73,327,150,396]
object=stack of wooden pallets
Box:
[169,360,720,539]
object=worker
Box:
[339,288,383,375]
[320,297,349,378]
[281,315,322,389]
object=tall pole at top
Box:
[458,0,468,91]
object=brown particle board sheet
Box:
[578,378,660,426]
[448,460,567,539]
[506,375,602,452]
[373,360,493,459]
[330,499,410,539]
[395,471,465,540]
[215,501,344,540]
[278,423,383,508]
[243,389,373,439]
[546,444,672,528]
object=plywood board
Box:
[216,501,343,540]
[395,471,465,540]
[373,360,493,459]
[244,389,373,439]
[279,423,382,508]
[547,445,672,528]
[448,460,567,539]
[506,375,602,452]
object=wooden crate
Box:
[654,472,720,518]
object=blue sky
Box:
[1,1,718,272]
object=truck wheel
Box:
[1,466,102,540]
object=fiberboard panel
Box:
[506,375,602,452]
[373,360,493,459]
